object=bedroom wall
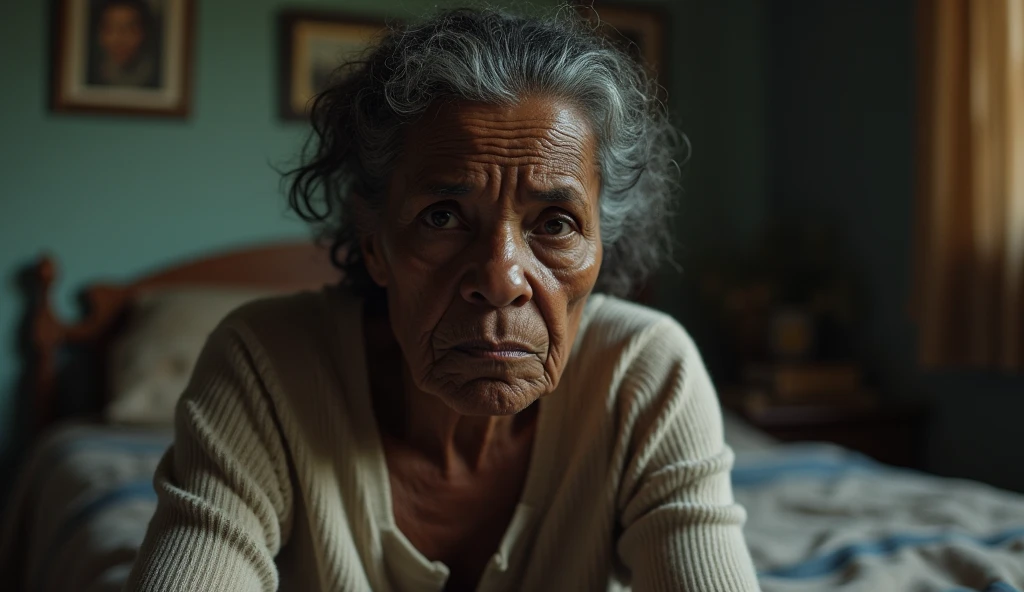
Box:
[0,0,769,481]
[765,0,1024,492]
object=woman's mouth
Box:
[452,341,536,360]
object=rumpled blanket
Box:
[734,443,1024,592]
[0,422,170,592]
[3,421,1024,592]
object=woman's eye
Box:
[424,209,460,229]
[540,217,574,237]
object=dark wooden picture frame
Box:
[278,10,389,120]
[51,0,195,117]
[574,2,671,99]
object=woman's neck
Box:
[363,299,535,474]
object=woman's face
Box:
[98,5,145,67]
[362,96,603,416]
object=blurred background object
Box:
[277,10,387,119]
[914,0,1024,372]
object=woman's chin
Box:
[439,379,544,416]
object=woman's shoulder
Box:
[221,282,350,330]
[214,284,360,375]
[223,284,335,326]
[560,294,721,466]
[199,285,368,430]
[569,294,710,410]
[577,294,699,363]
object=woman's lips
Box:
[452,341,536,360]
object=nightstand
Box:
[724,398,930,469]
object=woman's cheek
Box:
[544,241,600,296]
[542,239,600,375]
[532,234,585,266]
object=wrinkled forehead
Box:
[397,96,601,188]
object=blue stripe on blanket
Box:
[26,433,171,507]
[986,583,1023,592]
[946,583,1022,592]
[731,453,881,488]
[45,434,172,459]
[759,527,1024,580]
[37,479,158,592]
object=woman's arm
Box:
[126,324,294,592]
[615,320,760,591]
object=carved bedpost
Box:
[29,255,65,430]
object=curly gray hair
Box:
[286,5,682,297]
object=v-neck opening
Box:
[329,286,563,589]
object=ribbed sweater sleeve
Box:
[124,323,293,592]
[614,319,761,591]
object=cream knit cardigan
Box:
[126,287,760,591]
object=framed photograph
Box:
[278,11,389,120]
[51,0,194,117]
[574,2,670,98]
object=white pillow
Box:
[106,287,273,425]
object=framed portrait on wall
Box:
[573,2,670,99]
[278,11,390,120]
[51,0,195,117]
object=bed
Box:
[1,242,1023,592]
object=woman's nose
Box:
[460,227,534,308]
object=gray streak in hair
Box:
[285,4,684,297]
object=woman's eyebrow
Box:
[412,182,590,211]
[529,187,590,211]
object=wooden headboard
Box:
[23,241,339,431]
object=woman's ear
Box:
[361,233,389,288]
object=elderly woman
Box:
[127,7,759,592]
